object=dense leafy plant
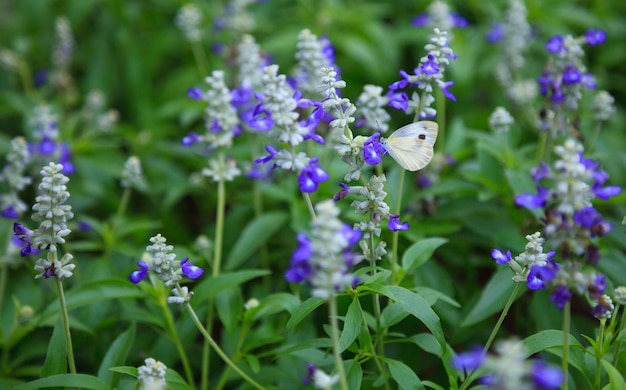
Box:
[1,0,625,389]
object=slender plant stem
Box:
[112,187,131,233]
[328,295,348,390]
[612,305,626,364]
[357,298,389,390]
[594,319,606,388]
[55,278,76,374]
[186,303,265,390]
[390,168,405,285]
[537,131,548,164]
[161,296,195,387]
[435,89,446,154]
[302,192,317,219]
[215,321,251,390]
[191,41,210,77]
[561,300,571,390]
[586,122,603,154]
[17,60,34,97]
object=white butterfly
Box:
[380,121,439,171]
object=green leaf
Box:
[346,359,363,390]
[216,287,243,332]
[408,333,442,357]
[97,322,135,386]
[339,298,363,352]
[194,270,270,303]
[13,374,109,389]
[225,211,289,270]
[380,303,410,329]
[249,293,301,321]
[601,359,626,390]
[520,330,583,355]
[286,297,324,331]
[41,318,67,377]
[361,284,445,348]
[461,268,524,327]
[385,358,424,390]
[401,237,448,272]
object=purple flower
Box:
[231,84,253,108]
[531,360,563,389]
[363,132,384,165]
[410,13,429,27]
[515,185,549,209]
[582,73,597,89]
[451,13,469,28]
[388,214,409,231]
[486,22,504,43]
[545,35,565,54]
[527,261,559,290]
[421,55,440,75]
[333,182,350,201]
[592,184,621,200]
[491,249,512,265]
[298,158,329,193]
[531,162,550,181]
[247,104,273,131]
[387,90,409,111]
[302,362,317,385]
[285,233,313,283]
[341,224,361,246]
[180,257,204,279]
[585,29,606,45]
[37,137,56,155]
[573,207,601,229]
[59,143,75,174]
[562,65,582,85]
[255,145,278,164]
[452,346,484,374]
[2,205,18,219]
[439,80,456,102]
[537,71,553,97]
[182,132,202,146]
[77,221,92,231]
[13,222,40,257]
[592,303,610,319]
[187,87,204,100]
[588,274,607,300]
[550,285,572,309]
[129,261,150,284]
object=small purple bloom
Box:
[2,205,19,219]
[582,73,597,89]
[255,145,278,164]
[231,84,253,108]
[387,91,409,111]
[302,363,317,385]
[451,13,469,28]
[573,207,601,229]
[486,22,504,43]
[452,346,484,374]
[187,87,204,100]
[585,29,606,45]
[37,137,56,155]
[420,55,440,75]
[59,143,75,174]
[417,174,433,188]
[537,71,553,96]
[333,182,350,201]
[531,360,563,389]
[298,158,329,193]
[182,132,202,147]
[439,80,456,102]
[77,221,92,232]
[129,261,150,284]
[562,65,582,85]
[34,70,48,87]
[593,185,621,200]
[491,249,512,265]
[588,274,607,300]
[515,185,549,209]
[388,214,409,231]
[247,105,273,131]
[592,303,610,319]
[285,233,313,283]
[527,261,558,290]
[341,224,361,246]
[550,285,572,309]
[180,257,204,279]
[410,13,429,27]
[363,132,384,165]
[531,162,550,181]
[13,222,40,257]
[545,35,565,53]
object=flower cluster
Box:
[488,106,514,133]
[410,0,468,32]
[355,84,391,134]
[213,0,258,39]
[81,90,119,133]
[175,4,204,42]
[537,29,605,134]
[251,64,328,192]
[137,358,167,390]
[50,16,77,101]
[121,156,145,190]
[14,163,75,279]
[294,29,337,97]
[516,139,620,263]
[302,362,339,389]
[0,137,32,218]
[129,234,204,304]
[285,200,362,300]
[28,104,74,174]
[453,339,562,389]
[591,90,616,122]
[387,28,456,119]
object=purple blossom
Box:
[491,249,512,265]
[302,363,317,385]
[592,184,621,200]
[581,73,597,89]
[410,13,429,27]
[561,65,582,85]
[129,261,150,284]
[2,205,18,219]
[13,222,40,257]
[573,207,602,229]
[386,90,409,111]
[247,104,273,131]
[420,55,440,75]
[285,233,313,283]
[363,132,384,165]
[341,224,361,246]
[452,346,484,374]
[440,80,457,102]
[550,285,572,309]
[592,303,610,319]
[486,22,504,43]
[255,145,278,164]
[537,71,552,96]
[588,274,607,300]
[333,182,350,201]
[298,158,329,193]
[182,132,202,146]
[545,35,565,54]
[527,260,559,290]
[388,214,409,231]
[531,360,563,389]
[531,162,550,181]
[585,29,606,45]
[515,185,549,209]
[180,257,204,279]
[37,137,56,155]
[231,84,253,108]
[59,143,74,174]
[451,13,469,28]
[187,87,203,100]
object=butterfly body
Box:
[380,121,438,171]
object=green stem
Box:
[191,41,210,77]
[612,305,626,364]
[435,89,446,154]
[302,192,317,219]
[459,283,521,390]
[55,278,76,374]
[561,301,571,390]
[186,303,265,390]
[161,296,195,387]
[357,298,389,390]
[586,122,603,154]
[17,59,34,97]
[536,131,548,164]
[328,295,348,390]
[215,321,251,390]
[113,187,131,233]
[390,168,405,285]
[594,319,605,388]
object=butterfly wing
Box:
[383,121,438,171]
